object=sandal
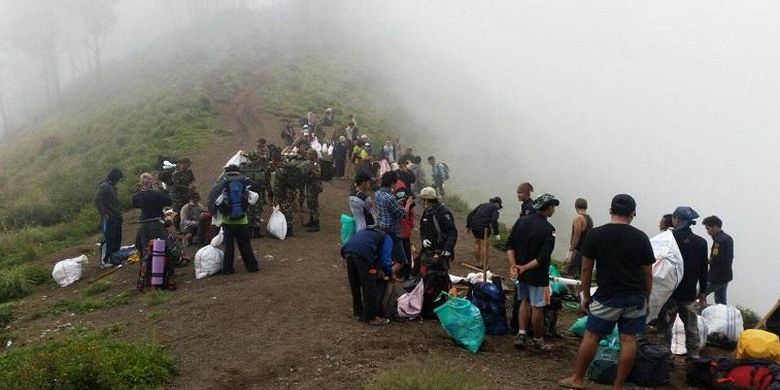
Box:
[558,377,585,389]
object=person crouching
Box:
[341,226,394,326]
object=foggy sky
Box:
[329,0,779,313]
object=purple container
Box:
[151,239,166,286]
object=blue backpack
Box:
[467,281,508,335]
[221,179,248,219]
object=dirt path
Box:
[8,80,707,389]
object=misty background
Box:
[0,0,776,313]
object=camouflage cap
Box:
[532,193,560,210]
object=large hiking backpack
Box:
[439,162,450,181]
[628,341,671,386]
[320,159,334,182]
[220,179,248,219]
[466,280,508,335]
[276,160,304,188]
[137,238,176,291]
[419,252,451,319]
[687,357,780,390]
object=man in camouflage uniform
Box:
[170,158,195,214]
[274,153,304,237]
[243,138,271,238]
[303,149,322,232]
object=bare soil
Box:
[7,80,728,389]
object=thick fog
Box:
[325,0,779,313]
[1,1,776,312]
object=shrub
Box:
[0,303,16,328]
[737,305,760,329]
[0,337,176,389]
[366,356,484,390]
[0,265,50,304]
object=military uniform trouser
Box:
[657,298,700,354]
[247,203,263,230]
[277,189,297,226]
[306,193,320,223]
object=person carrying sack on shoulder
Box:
[216,165,261,274]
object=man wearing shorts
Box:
[559,194,654,390]
[505,193,559,351]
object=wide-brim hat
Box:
[419,187,439,200]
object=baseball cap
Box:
[611,194,637,215]
[532,193,559,210]
[672,206,699,229]
[419,187,439,200]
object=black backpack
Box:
[466,279,508,335]
[628,341,671,386]
[276,160,304,188]
[319,160,334,182]
[418,252,451,319]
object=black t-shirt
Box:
[505,213,555,287]
[132,190,172,221]
[520,198,535,218]
[580,223,654,300]
[708,231,734,284]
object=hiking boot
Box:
[246,265,259,273]
[307,223,320,233]
[514,332,528,349]
[530,337,553,351]
[286,225,293,237]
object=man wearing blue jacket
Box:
[341,226,394,326]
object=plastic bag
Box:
[736,329,780,364]
[548,265,568,296]
[224,151,248,168]
[671,314,708,355]
[397,280,424,319]
[267,206,287,240]
[702,304,744,344]
[570,315,618,340]
[587,344,619,385]
[194,229,224,279]
[52,255,89,287]
[647,230,685,323]
[340,214,356,245]
[434,293,485,353]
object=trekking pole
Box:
[483,227,489,283]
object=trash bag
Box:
[629,341,671,386]
[671,314,708,355]
[340,214,356,245]
[194,229,224,280]
[569,316,588,337]
[587,344,619,385]
[224,151,248,168]
[702,304,744,345]
[647,230,684,323]
[737,329,780,364]
[434,292,485,353]
[52,255,89,287]
[548,265,568,297]
[267,206,287,240]
[397,279,424,319]
[380,281,400,320]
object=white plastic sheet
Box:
[647,230,685,324]
[52,255,89,287]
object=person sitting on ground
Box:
[702,215,734,305]
[657,206,708,359]
[419,187,458,268]
[179,192,206,245]
[659,213,674,231]
[564,198,593,279]
[559,194,655,390]
[132,172,173,254]
[341,226,394,326]
[466,196,502,266]
[506,193,558,352]
[349,173,375,232]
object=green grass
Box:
[0,336,176,389]
[0,264,50,304]
[365,356,484,390]
[144,290,170,308]
[0,303,16,328]
[45,292,131,315]
[83,281,111,297]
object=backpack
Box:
[628,341,671,386]
[687,358,780,390]
[276,160,304,188]
[137,239,176,291]
[320,159,334,182]
[466,280,508,335]
[418,252,451,319]
[220,179,248,219]
[544,297,563,338]
[439,162,450,181]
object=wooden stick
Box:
[483,227,489,283]
[756,298,780,329]
[460,262,484,273]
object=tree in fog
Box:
[67,0,118,87]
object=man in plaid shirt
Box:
[374,171,413,272]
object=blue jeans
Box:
[100,215,122,264]
[707,282,728,305]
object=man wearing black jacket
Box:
[419,187,458,268]
[657,206,708,358]
[466,196,502,265]
[94,168,124,268]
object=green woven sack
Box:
[434,293,485,353]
